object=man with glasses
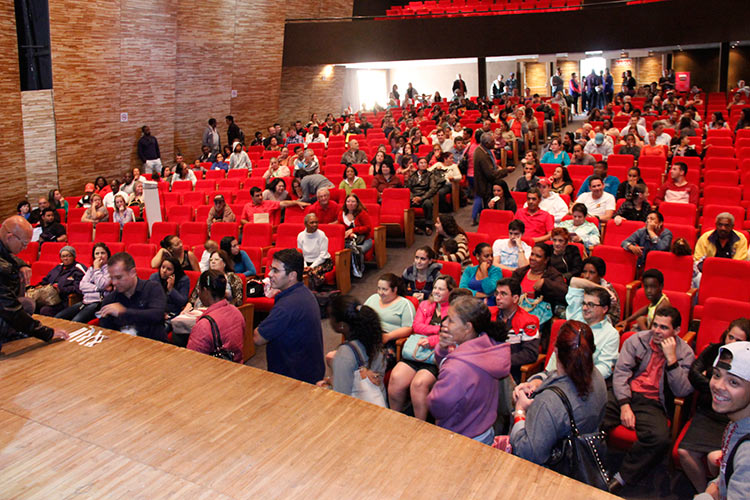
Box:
[514,277,619,396]
[494,278,539,382]
[0,216,68,350]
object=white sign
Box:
[231,90,238,98]
[120,112,128,122]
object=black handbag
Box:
[542,386,609,490]
[200,314,236,362]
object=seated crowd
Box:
[8,75,750,498]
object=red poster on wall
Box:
[675,72,690,92]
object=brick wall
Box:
[0,1,27,218]
[557,60,579,93]
[524,62,548,97]
[278,65,346,127]
[637,56,663,87]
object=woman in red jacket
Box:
[338,194,373,278]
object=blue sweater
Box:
[233,250,257,277]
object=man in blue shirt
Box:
[99,252,168,342]
[577,161,620,197]
[254,249,325,384]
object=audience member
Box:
[186,270,245,363]
[603,306,695,493]
[654,161,698,206]
[680,319,750,493]
[573,175,615,222]
[694,212,748,266]
[364,273,416,366]
[389,275,455,419]
[299,173,334,202]
[514,162,539,192]
[102,180,120,208]
[99,252,168,342]
[550,166,574,197]
[510,242,569,314]
[428,296,510,444]
[137,126,162,174]
[35,245,86,317]
[548,227,583,283]
[305,187,339,224]
[509,320,606,465]
[614,182,650,224]
[540,137,570,165]
[515,188,554,242]
[487,181,517,212]
[577,161,620,197]
[38,208,67,243]
[568,143,596,166]
[207,194,236,231]
[297,213,332,291]
[402,246,442,301]
[433,214,469,264]
[584,133,614,160]
[149,255,190,319]
[341,139,368,166]
[241,187,306,225]
[55,242,111,323]
[406,157,440,235]
[81,193,109,227]
[220,236,256,278]
[493,278,540,380]
[151,235,200,271]
[460,243,503,302]
[492,219,531,270]
[531,178,568,223]
[473,131,509,225]
[621,210,673,268]
[693,340,750,500]
[319,295,386,406]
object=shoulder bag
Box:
[402,334,436,365]
[541,386,609,490]
[200,314,236,362]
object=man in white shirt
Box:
[574,175,615,222]
[432,128,454,153]
[620,116,648,141]
[102,179,120,209]
[524,178,568,223]
[652,121,672,146]
[492,220,531,270]
[584,133,614,160]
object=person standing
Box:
[98,252,168,342]
[226,115,243,146]
[254,248,325,384]
[137,126,162,175]
[569,72,580,114]
[0,216,68,349]
[452,74,467,98]
[202,118,221,154]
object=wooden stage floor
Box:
[0,317,617,499]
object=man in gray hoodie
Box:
[603,306,695,493]
[694,341,750,500]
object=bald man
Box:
[0,216,68,348]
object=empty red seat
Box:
[31,261,57,286]
[477,210,515,239]
[171,180,193,192]
[205,169,225,180]
[631,288,692,327]
[694,258,750,320]
[167,206,194,223]
[182,191,206,206]
[642,251,693,292]
[94,222,120,243]
[659,203,697,226]
[591,245,637,285]
[241,222,273,249]
[704,146,735,159]
[179,222,208,248]
[121,222,148,244]
[695,298,750,355]
[150,222,178,245]
[67,222,93,244]
[210,222,240,242]
[603,220,642,247]
[700,205,744,229]
[126,243,157,269]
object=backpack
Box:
[725,433,750,488]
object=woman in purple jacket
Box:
[427,296,511,444]
[55,243,111,323]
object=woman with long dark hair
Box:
[433,214,469,264]
[55,243,111,323]
[149,255,190,318]
[508,320,607,463]
[318,295,387,406]
[428,296,511,444]
[219,236,256,277]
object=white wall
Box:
[387,61,478,101]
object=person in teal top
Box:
[540,138,570,166]
[459,243,503,305]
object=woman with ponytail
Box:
[318,295,387,406]
[427,296,511,444]
[508,320,607,464]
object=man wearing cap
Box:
[584,133,614,160]
[206,195,235,231]
[0,216,68,350]
[603,306,695,493]
[77,183,96,208]
[577,161,620,197]
[695,341,750,500]
[523,178,568,223]
[515,188,554,243]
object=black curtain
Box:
[15,0,52,91]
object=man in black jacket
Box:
[0,216,68,349]
[472,132,508,225]
[226,115,243,146]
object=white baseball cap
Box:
[714,341,750,382]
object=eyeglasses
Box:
[581,301,602,308]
